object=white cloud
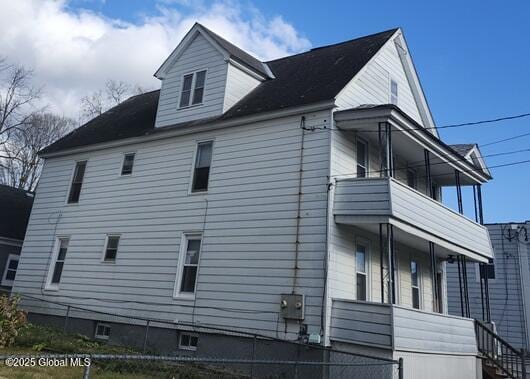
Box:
[0,0,310,117]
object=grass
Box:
[0,324,243,379]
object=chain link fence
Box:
[2,291,403,378]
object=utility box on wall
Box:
[280,293,305,320]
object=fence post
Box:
[398,357,404,379]
[63,305,70,334]
[142,320,150,353]
[250,335,256,378]
[83,361,91,379]
[521,349,527,379]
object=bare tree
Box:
[0,60,41,161]
[80,79,147,121]
[0,113,75,191]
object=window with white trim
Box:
[103,235,120,262]
[356,139,368,178]
[356,244,368,301]
[1,254,19,287]
[410,260,420,309]
[47,238,69,288]
[179,333,198,351]
[390,79,398,105]
[121,153,135,175]
[179,70,206,108]
[95,323,111,340]
[191,141,213,193]
[68,161,87,203]
[175,234,202,296]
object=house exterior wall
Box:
[335,37,423,125]
[223,63,261,112]
[13,110,332,341]
[447,222,529,350]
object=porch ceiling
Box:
[334,105,491,186]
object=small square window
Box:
[95,323,111,340]
[103,236,120,262]
[121,153,135,175]
[179,333,198,351]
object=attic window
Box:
[179,70,206,108]
[390,79,398,105]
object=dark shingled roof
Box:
[200,24,272,79]
[449,144,476,156]
[0,184,34,241]
[41,28,398,155]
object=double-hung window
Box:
[103,235,120,262]
[47,238,69,289]
[191,141,213,193]
[356,244,368,301]
[175,234,202,297]
[68,161,87,203]
[356,139,368,178]
[121,153,135,175]
[410,260,420,309]
[1,254,19,287]
[390,79,398,105]
[179,70,207,108]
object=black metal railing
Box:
[475,319,527,378]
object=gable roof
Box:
[449,144,476,156]
[41,28,398,155]
[155,23,273,80]
[0,184,34,241]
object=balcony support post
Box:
[386,223,396,304]
[378,122,393,178]
[424,149,433,198]
[457,255,465,317]
[462,256,471,317]
[455,170,463,214]
[429,242,439,312]
[473,185,479,223]
[379,223,385,303]
[477,184,484,225]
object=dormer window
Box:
[179,70,207,108]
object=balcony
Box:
[330,298,477,354]
[333,177,493,262]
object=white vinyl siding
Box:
[335,38,423,125]
[13,110,331,339]
[155,33,227,127]
[223,63,261,112]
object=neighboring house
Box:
[12,24,499,378]
[448,221,530,350]
[0,184,34,291]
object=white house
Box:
[12,23,511,378]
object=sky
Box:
[0,0,529,223]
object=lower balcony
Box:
[330,298,477,354]
[333,177,493,262]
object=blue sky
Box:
[8,0,530,222]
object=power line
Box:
[304,110,530,134]
[439,112,530,129]
[480,131,530,148]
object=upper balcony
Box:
[333,176,493,262]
